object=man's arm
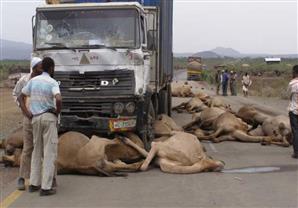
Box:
[55,94,62,115]
[12,77,26,106]
[18,93,32,119]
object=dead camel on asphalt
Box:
[0,127,23,154]
[172,97,207,113]
[249,115,292,147]
[153,114,183,136]
[56,131,144,176]
[237,105,269,128]
[194,112,273,144]
[171,81,194,97]
[122,131,225,174]
[183,107,226,131]
[0,127,23,167]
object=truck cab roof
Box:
[37,2,145,12]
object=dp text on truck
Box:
[32,0,173,149]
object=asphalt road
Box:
[1,71,298,208]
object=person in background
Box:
[215,69,222,95]
[230,71,237,96]
[287,65,298,159]
[222,69,229,96]
[242,72,252,97]
[19,57,62,196]
[12,57,43,190]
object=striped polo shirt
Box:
[22,72,60,116]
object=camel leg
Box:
[196,127,224,140]
[212,135,236,143]
[104,160,143,172]
[158,158,224,174]
[172,102,187,112]
[140,143,159,171]
[183,117,201,130]
[121,137,149,157]
[232,130,270,143]
[58,160,112,176]
[270,137,290,147]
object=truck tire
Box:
[167,84,172,116]
[158,84,171,116]
[142,101,155,151]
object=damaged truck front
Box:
[32,0,173,148]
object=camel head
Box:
[5,144,15,155]
[276,122,292,145]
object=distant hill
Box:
[192,51,220,58]
[211,47,242,58]
[0,39,32,60]
[175,47,298,59]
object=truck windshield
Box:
[35,9,140,50]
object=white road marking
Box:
[207,141,218,153]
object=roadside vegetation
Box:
[174,57,297,99]
[0,60,30,81]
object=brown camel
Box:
[56,131,144,176]
[249,115,292,147]
[172,97,207,113]
[194,112,272,144]
[122,131,224,174]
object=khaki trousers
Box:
[19,116,33,179]
[30,113,58,190]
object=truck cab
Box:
[32,0,173,148]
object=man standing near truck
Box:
[287,65,298,159]
[222,69,229,96]
[19,57,62,196]
[215,70,222,95]
[230,71,237,96]
[13,57,43,190]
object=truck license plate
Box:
[110,119,136,131]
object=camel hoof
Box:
[140,164,148,171]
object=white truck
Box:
[32,0,173,148]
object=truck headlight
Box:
[113,102,124,114]
[126,102,136,114]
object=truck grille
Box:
[54,70,135,96]
[54,70,135,117]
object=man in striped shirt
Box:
[288,65,298,159]
[19,57,62,196]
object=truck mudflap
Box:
[59,115,137,134]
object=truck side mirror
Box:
[147,30,156,51]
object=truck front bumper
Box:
[59,115,138,134]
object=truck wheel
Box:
[158,84,171,116]
[142,101,155,151]
[167,84,172,116]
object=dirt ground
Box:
[0,88,23,140]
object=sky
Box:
[0,0,297,54]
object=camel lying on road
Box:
[122,131,224,174]
[237,105,269,128]
[56,132,144,176]
[154,114,183,136]
[183,107,226,131]
[172,97,207,113]
[171,82,194,97]
[249,115,292,147]
[194,112,272,144]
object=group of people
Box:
[12,57,61,196]
[215,69,252,97]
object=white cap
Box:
[31,57,42,69]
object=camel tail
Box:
[196,127,224,140]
